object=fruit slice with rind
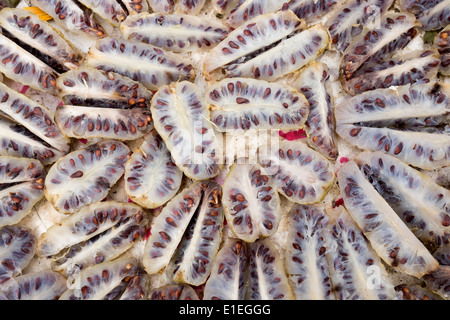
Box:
[337,160,439,278]
[64,256,141,300]
[0,225,36,284]
[56,67,153,109]
[203,238,247,300]
[324,0,394,52]
[326,205,396,300]
[335,83,450,170]
[0,117,66,165]
[423,266,450,299]
[0,270,67,300]
[44,140,130,214]
[0,8,83,72]
[120,13,229,53]
[225,1,286,28]
[167,181,224,286]
[224,23,330,81]
[286,0,338,25]
[340,11,420,81]
[77,0,128,27]
[206,77,309,132]
[30,0,106,38]
[148,0,206,15]
[289,61,337,159]
[51,211,147,278]
[142,182,203,275]
[258,140,335,204]
[87,37,195,91]
[356,151,450,247]
[434,25,450,76]
[151,81,222,181]
[285,203,334,300]
[399,0,450,30]
[0,33,58,95]
[125,130,182,209]
[221,162,281,243]
[247,238,294,300]
[0,82,70,155]
[36,201,145,257]
[0,156,45,227]
[55,104,153,140]
[342,49,441,95]
[149,284,199,300]
[203,10,306,75]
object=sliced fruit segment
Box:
[0,225,36,284]
[258,140,335,204]
[44,140,130,214]
[289,61,337,159]
[247,238,294,300]
[286,0,338,25]
[434,244,450,265]
[149,284,199,300]
[225,1,286,28]
[423,266,450,299]
[30,0,106,38]
[326,205,396,300]
[203,239,247,300]
[335,83,450,170]
[395,284,444,300]
[142,182,203,275]
[203,10,306,75]
[285,203,334,300]
[151,81,222,181]
[337,160,439,278]
[324,0,394,52]
[148,0,206,15]
[125,130,183,209]
[167,181,224,286]
[206,77,309,132]
[356,151,450,247]
[222,162,281,243]
[78,0,127,27]
[434,25,450,76]
[0,156,45,227]
[399,0,450,30]
[0,8,83,72]
[87,37,195,91]
[120,13,229,53]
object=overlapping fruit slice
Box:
[434,244,450,265]
[258,140,335,204]
[0,225,36,284]
[149,284,199,300]
[324,0,394,52]
[206,77,309,132]
[335,83,450,170]
[399,0,450,30]
[30,0,106,38]
[423,266,450,299]
[166,181,223,286]
[124,130,182,209]
[356,151,450,247]
[221,162,281,242]
[143,181,224,282]
[151,81,222,181]
[289,61,337,159]
[395,284,443,300]
[148,0,206,15]
[36,201,147,277]
[44,140,130,214]
[326,206,396,300]
[285,204,334,300]
[221,1,285,28]
[286,0,338,25]
[203,238,247,300]
[246,238,294,300]
[204,10,330,81]
[0,270,67,300]
[87,37,195,91]
[120,13,229,53]
[122,0,149,14]
[0,8,83,73]
[60,256,144,300]
[0,156,45,227]
[337,160,439,278]
[434,25,450,76]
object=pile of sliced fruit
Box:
[0,0,448,300]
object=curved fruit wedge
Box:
[44,140,130,214]
[337,160,439,278]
